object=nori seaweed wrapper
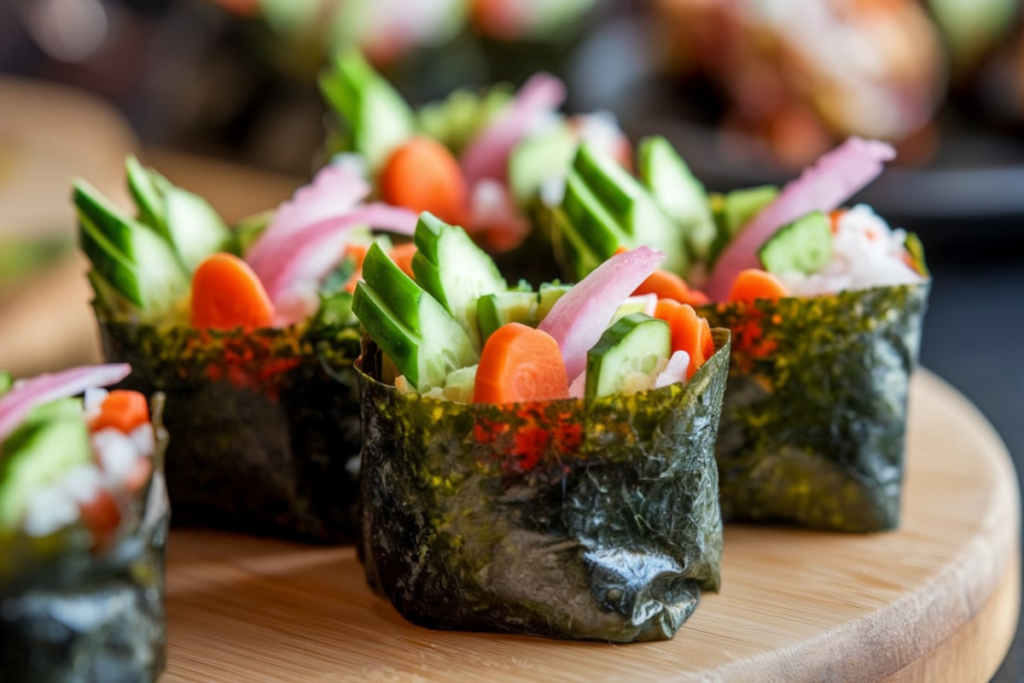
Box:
[700,282,929,532]
[0,396,170,683]
[357,331,731,643]
[97,317,362,543]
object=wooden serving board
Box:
[163,370,1020,683]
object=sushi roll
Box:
[0,364,168,682]
[319,51,632,283]
[353,214,730,642]
[75,158,417,542]
[550,136,929,532]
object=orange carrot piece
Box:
[342,243,371,293]
[380,137,468,225]
[654,299,714,380]
[829,209,846,233]
[389,243,418,279]
[90,390,150,434]
[79,490,121,547]
[727,268,790,304]
[634,269,690,302]
[474,323,569,404]
[191,253,275,331]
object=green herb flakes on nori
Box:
[701,283,929,531]
[98,318,362,543]
[357,331,730,642]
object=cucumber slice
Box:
[569,144,689,277]
[0,372,12,397]
[126,155,167,234]
[320,50,415,172]
[638,136,717,262]
[508,124,578,208]
[562,171,627,260]
[477,291,539,342]
[536,283,571,321]
[758,212,832,275]
[585,313,671,399]
[355,244,478,391]
[442,365,478,403]
[412,214,506,351]
[78,210,188,314]
[0,412,91,530]
[547,206,603,281]
[708,185,779,265]
[164,188,233,272]
[417,85,514,155]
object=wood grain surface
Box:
[162,370,1021,683]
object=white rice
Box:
[19,394,155,538]
[776,204,925,297]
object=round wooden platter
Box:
[163,370,1019,683]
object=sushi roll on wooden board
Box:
[548,136,929,532]
[353,214,730,641]
[319,51,633,284]
[75,158,417,543]
[0,364,168,682]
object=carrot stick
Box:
[474,323,569,404]
[191,253,275,330]
[727,268,790,304]
[654,299,715,380]
[90,390,150,434]
[79,490,121,547]
[380,137,468,226]
[633,269,709,307]
[389,243,418,279]
[342,243,371,293]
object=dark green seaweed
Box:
[358,331,730,643]
[0,397,170,683]
[700,283,929,532]
[97,316,362,543]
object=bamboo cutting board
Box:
[163,370,1020,683]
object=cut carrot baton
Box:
[727,268,790,305]
[342,243,371,293]
[654,299,715,380]
[389,243,418,279]
[79,490,122,548]
[380,137,468,226]
[191,253,275,331]
[616,247,710,307]
[90,390,150,434]
[474,323,569,404]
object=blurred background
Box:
[0,0,1022,676]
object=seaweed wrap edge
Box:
[358,330,731,643]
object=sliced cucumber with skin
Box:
[708,185,779,266]
[638,136,717,262]
[0,412,92,530]
[508,124,578,208]
[548,206,603,282]
[78,209,188,313]
[758,212,832,276]
[567,143,689,277]
[412,214,506,352]
[442,364,478,403]
[562,171,628,261]
[164,188,232,272]
[354,243,478,391]
[585,313,671,399]
[126,155,167,234]
[477,291,539,343]
[535,283,571,321]
[320,50,415,172]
